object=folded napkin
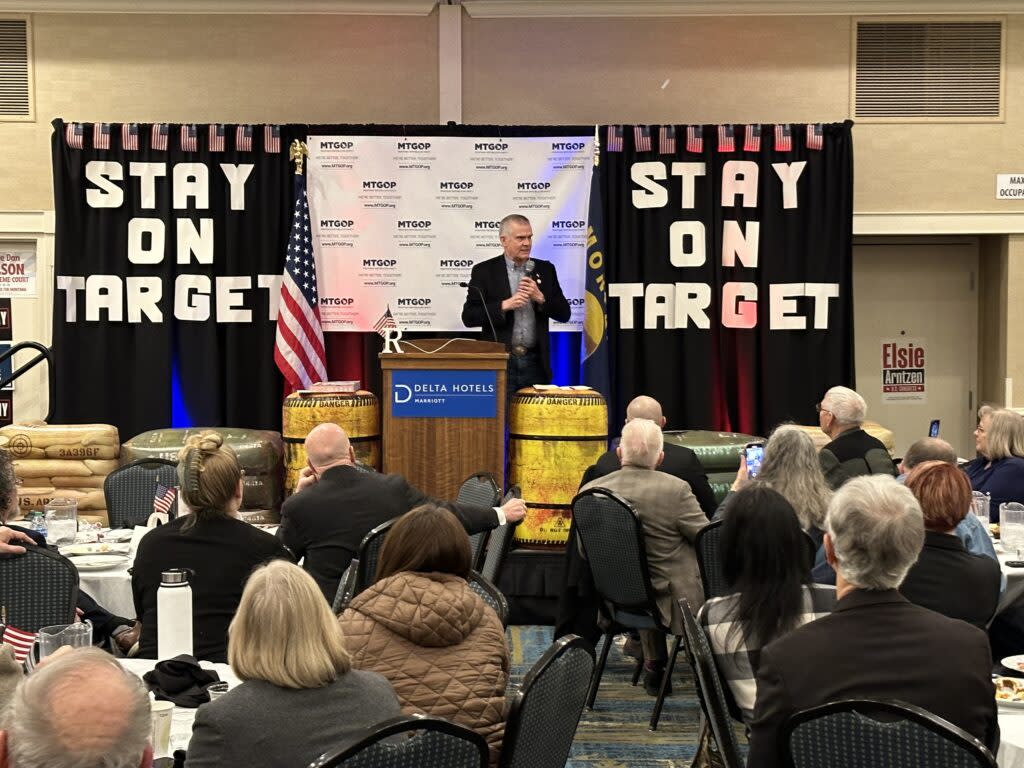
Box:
[143,654,221,708]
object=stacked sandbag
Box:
[663,429,764,503]
[122,427,284,522]
[0,423,120,525]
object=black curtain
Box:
[600,122,854,435]
[51,120,289,440]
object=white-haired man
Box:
[0,647,153,768]
[746,476,998,768]
[579,418,706,695]
[817,385,896,488]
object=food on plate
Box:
[991,523,1001,538]
[995,677,1024,702]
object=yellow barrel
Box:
[282,391,381,495]
[509,387,608,547]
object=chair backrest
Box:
[459,473,501,571]
[355,517,398,591]
[783,699,998,768]
[104,458,179,529]
[571,488,661,624]
[332,560,360,614]
[466,570,508,627]
[695,519,730,601]
[500,635,595,768]
[0,546,79,632]
[679,598,745,768]
[308,715,488,768]
[479,485,520,584]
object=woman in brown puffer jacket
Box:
[339,504,510,766]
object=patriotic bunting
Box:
[236,125,253,152]
[606,125,623,152]
[774,124,792,152]
[208,124,225,152]
[93,123,110,150]
[658,125,676,154]
[264,125,281,154]
[151,123,168,151]
[686,125,703,153]
[634,125,651,152]
[65,123,83,149]
[743,124,761,153]
[806,123,824,150]
[180,124,197,153]
[717,124,735,153]
[121,123,139,151]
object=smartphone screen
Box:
[745,444,765,477]
[929,419,941,438]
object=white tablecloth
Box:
[119,658,240,758]
[997,544,1024,615]
[999,706,1024,767]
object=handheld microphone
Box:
[523,258,537,279]
[459,282,498,342]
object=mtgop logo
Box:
[321,297,355,306]
[397,141,431,150]
[362,259,397,267]
[362,180,397,189]
[517,181,551,190]
[439,181,474,190]
[397,297,432,307]
[319,219,354,228]
[319,140,354,150]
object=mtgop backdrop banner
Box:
[306,135,593,332]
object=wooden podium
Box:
[380,339,508,501]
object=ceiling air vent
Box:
[855,21,1002,121]
[0,18,31,120]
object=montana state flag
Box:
[582,165,611,399]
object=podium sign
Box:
[391,370,498,418]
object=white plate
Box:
[1002,655,1024,673]
[60,543,130,556]
[102,529,135,543]
[68,554,130,571]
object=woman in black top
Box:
[132,432,291,661]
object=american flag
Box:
[180,124,198,152]
[236,125,253,152]
[153,483,177,516]
[775,124,792,152]
[743,124,761,152]
[208,124,225,152]
[806,123,824,150]
[2,624,37,662]
[274,172,327,391]
[65,122,83,149]
[633,125,651,152]
[373,306,398,337]
[686,125,702,153]
[151,123,168,151]
[121,123,139,151]
[264,125,281,153]
[606,125,623,152]
[717,124,735,153]
[93,123,110,150]
[658,125,676,154]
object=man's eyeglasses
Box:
[815,402,831,415]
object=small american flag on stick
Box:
[2,625,37,662]
[153,483,177,516]
[374,306,398,338]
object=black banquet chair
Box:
[103,458,179,529]
[783,699,998,768]
[679,598,745,768]
[354,517,398,593]
[571,487,684,730]
[695,520,730,601]
[457,472,502,570]
[480,485,520,584]
[466,570,509,627]
[0,545,78,632]
[499,634,595,768]
[308,714,488,768]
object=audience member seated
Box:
[0,448,139,654]
[699,486,835,722]
[132,432,291,662]
[185,560,401,767]
[900,437,997,559]
[579,418,706,696]
[0,646,153,768]
[816,386,895,489]
[339,504,509,767]
[279,423,527,602]
[965,407,1024,522]
[899,461,1000,629]
[746,476,998,768]
[583,395,717,518]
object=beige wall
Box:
[979,234,1008,408]
[1,11,440,210]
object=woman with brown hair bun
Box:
[131,431,292,662]
[339,503,509,766]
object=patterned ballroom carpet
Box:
[507,626,723,768]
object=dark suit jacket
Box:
[747,589,999,768]
[899,530,1001,629]
[277,465,501,601]
[586,442,718,519]
[819,428,896,489]
[460,254,571,383]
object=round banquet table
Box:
[999,705,1024,767]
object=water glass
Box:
[1002,503,1024,558]
[44,497,78,546]
[206,681,229,702]
[149,699,174,757]
[38,621,92,659]
[971,491,991,527]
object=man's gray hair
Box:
[2,647,151,768]
[823,386,867,426]
[825,475,924,590]
[499,213,530,236]
[902,437,956,470]
[619,418,663,470]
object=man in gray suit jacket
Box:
[580,418,706,695]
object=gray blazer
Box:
[184,670,401,768]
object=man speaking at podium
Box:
[461,214,571,394]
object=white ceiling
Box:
[0,0,1019,14]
